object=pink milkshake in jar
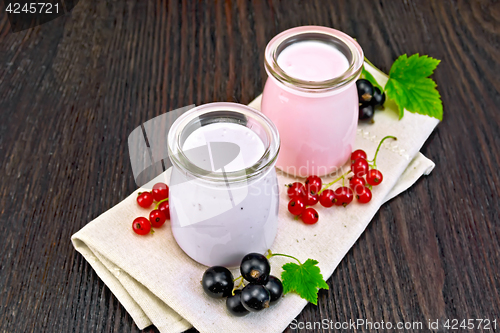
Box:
[261,26,364,177]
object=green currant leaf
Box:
[281,259,329,305]
[384,54,442,120]
[389,54,440,79]
[361,66,383,92]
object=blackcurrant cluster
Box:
[132,182,170,235]
[202,253,283,316]
[356,79,386,121]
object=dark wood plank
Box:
[0,0,499,332]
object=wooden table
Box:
[1,1,499,332]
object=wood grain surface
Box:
[1,0,499,332]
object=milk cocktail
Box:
[262,26,364,177]
[167,103,280,267]
[276,40,349,81]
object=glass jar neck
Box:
[264,26,363,94]
[167,103,280,184]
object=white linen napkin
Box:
[71,63,439,333]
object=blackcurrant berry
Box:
[359,103,374,120]
[202,266,234,298]
[240,284,271,312]
[240,253,270,285]
[264,276,283,305]
[356,79,374,103]
[226,290,249,317]
[371,87,386,107]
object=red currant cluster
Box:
[132,182,170,235]
[286,136,396,224]
[286,176,321,225]
[349,149,382,202]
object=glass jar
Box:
[167,102,280,267]
[261,26,363,177]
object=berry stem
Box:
[364,57,387,79]
[231,276,245,295]
[154,198,169,209]
[369,135,397,168]
[318,170,351,194]
[266,250,302,265]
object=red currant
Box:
[152,182,169,202]
[349,176,366,195]
[304,189,319,206]
[286,182,306,199]
[319,189,336,208]
[301,208,319,224]
[149,209,167,228]
[356,186,372,203]
[305,175,322,194]
[366,169,383,186]
[334,187,354,206]
[158,200,170,220]
[351,149,367,162]
[132,217,151,235]
[137,192,154,208]
[351,158,369,177]
[288,197,306,216]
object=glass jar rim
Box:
[264,26,364,93]
[167,102,280,184]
